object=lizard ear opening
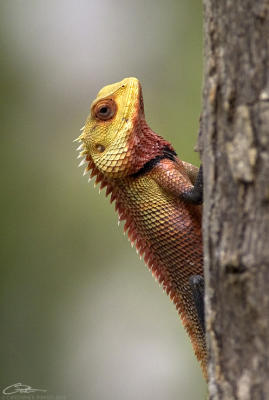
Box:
[95,143,105,153]
[93,99,117,121]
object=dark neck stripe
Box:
[131,146,177,178]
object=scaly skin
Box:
[75,77,207,378]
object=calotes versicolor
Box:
[75,77,206,378]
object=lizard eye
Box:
[93,99,116,121]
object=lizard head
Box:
[77,77,144,178]
[76,77,174,179]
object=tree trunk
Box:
[201,1,269,398]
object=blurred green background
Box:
[0,1,206,399]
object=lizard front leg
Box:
[181,165,203,205]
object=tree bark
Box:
[201,1,269,398]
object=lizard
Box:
[75,77,207,378]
